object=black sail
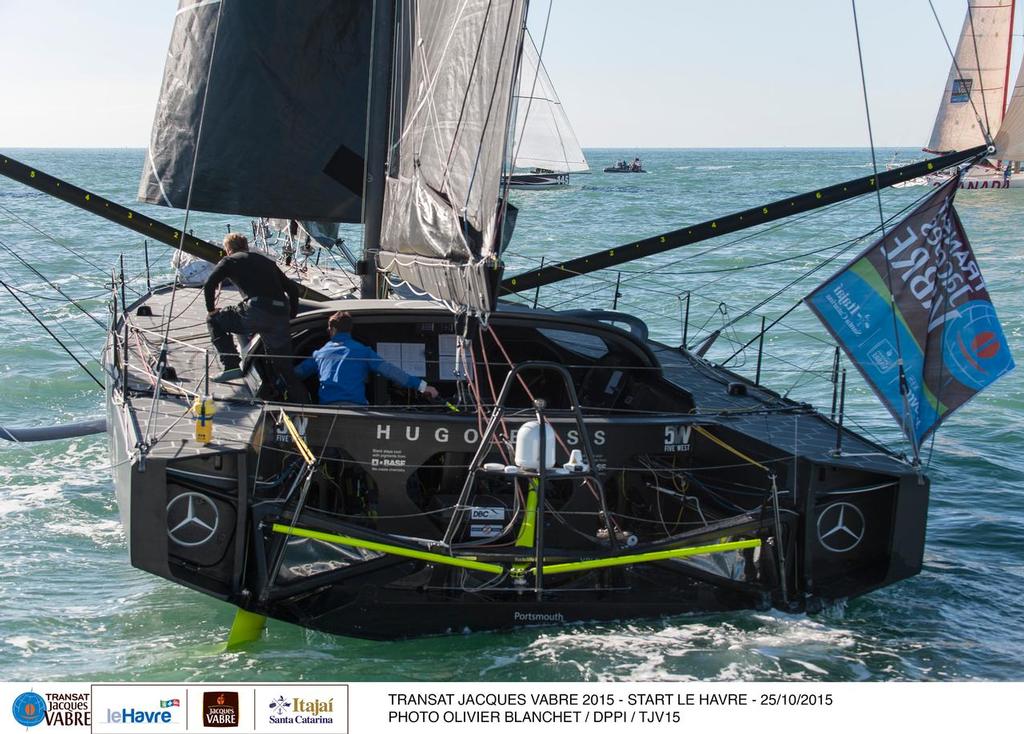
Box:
[378,0,527,311]
[139,0,373,222]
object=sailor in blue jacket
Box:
[295,311,440,405]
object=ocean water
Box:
[0,148,1022,682]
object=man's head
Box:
[223,232,249,255]
[328,311,353,336]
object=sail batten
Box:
[926,0,1013,154]
[139,0,374,222]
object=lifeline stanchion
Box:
[833,368,847,456]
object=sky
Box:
[0,0,1015,149]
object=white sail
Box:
[926,0,1013,154]
[510,33,589,174]
[994,52,1024,159]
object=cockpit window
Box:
[538,329,609,360]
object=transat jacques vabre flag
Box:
[806,177,1014,446]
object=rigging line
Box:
[509,4,555,173]
[461,0,522,245]
[853,0,917,460]
[403,5,471,244]
[524,190,909,310]
[0,237,106,328]
[709,182,942,333]
[539,219,867,315]
[498,6,549,240]
[585,240,857,278]
[163,0,225,345]
[966,2,994,137]
[508,176,891,288]
[927,0,994,147]
[0,202,143,296]
[0,280,102,388]
[781,344,836,399]
[441,0,494,175]
[0,262,106,361]
[0,279,107,304]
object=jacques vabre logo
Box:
[202,692,239,728]
[12,691,90,728]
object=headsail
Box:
[510,32,589,174]
[139,0,373,222]
[807,179,1013,447]
[994,50,1024,159]
[926,0,1013,154]
[378,0,528,312]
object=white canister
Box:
[514,420,556,470]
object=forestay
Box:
[994,46,1024,159]
[510,32,589,174]
[139,0,373,222]
[378,0,528,312]
[926,0,1013,154]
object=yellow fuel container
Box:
[191,396,216,444]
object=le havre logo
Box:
[103,697,180,726]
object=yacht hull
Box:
[105,293,930,640]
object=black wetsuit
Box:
[203,251,300,315]
[204,251,306,400]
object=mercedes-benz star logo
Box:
[166,491,220,547]
[816,501,865,553]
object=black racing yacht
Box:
[0,0,1009,643]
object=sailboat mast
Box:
[1003,0,1017,120]
[360,0,397,299]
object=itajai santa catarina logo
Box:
[12,692,46,727]
[268,695,335,726]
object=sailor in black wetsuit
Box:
[204,233,305,399]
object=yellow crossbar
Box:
[279,411,316,466]
[271,524,504,574]
[539,538,761,575]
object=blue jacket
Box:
[295,333,422,405]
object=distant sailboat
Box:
[918,0,1024,189]
[504,32,589,189]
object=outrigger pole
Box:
[0,154,331,300]
[499,144,989,294]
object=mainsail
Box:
[926,0,1014,154]
[139,0,373,222]
[378,0,528,312]
[510,32,589,174]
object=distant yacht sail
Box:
[505,32,588,189]
[920,0,1024,189]
[926,0,1013,155]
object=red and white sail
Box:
[927,0,1014,154]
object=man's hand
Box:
[423,385,440,399]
